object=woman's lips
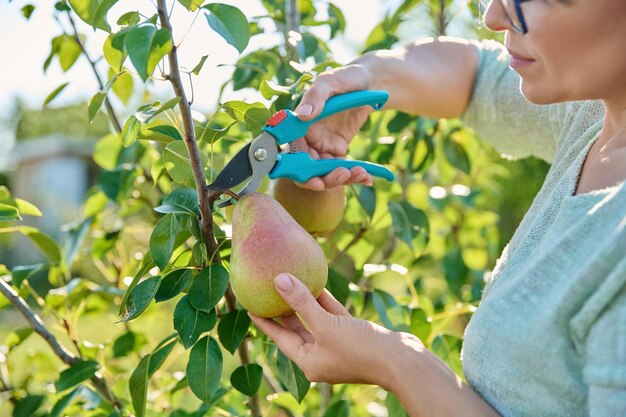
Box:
[508,50,535,68]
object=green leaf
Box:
[385,392,409,417]
[195,121,234,144]
[88,91,106,123]
[111,70,133,103]
[191,55,208,75]
[5,327,34,351]
[187,336,223,403]
[163,141,193,185]
[121,115,141,147]
[129,354,150,417]
[323,400,350,417]
[326,269,349,305]
[58,35,81,72]
[17,226,61,263]
[12,198,42,217]
[188,264,229,313]
[63,217,92,267]
[21,4,35,19]
[155,268,192,302]
[55,360,100,392]
[388,201,413,250]
[43,82,70,107]
[203,3,250,53]
[174,295,217,349]
[230,364,262,396]
[259,80,290,100]
[0,203,19,220]
[50,387,83,417]
[122,276,161,321]
[178,0,204,11]
[444,135,471,174]
[103,31,128,71]
[277,349,310,402]
[112,331,148,358]
[222,101,270,136]
[148,337,177,375]
[125,25,172,81]
[12,395,44,417]
[137,97,181,123]
[11,263,46,288]
[117,11,140,26]
[150,213,180,269]
[119,257,154,315]
[142,124,183,142]
[98,165,135,201]
[155,187,199,216]
[328,3,346,38]
[130,338,177,417]
[372,289,400,330]
[410,308,431,342]
[217,309,251,354]
[356,184,376,218]
[68,0,118,32]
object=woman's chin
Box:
[519,82,568,105]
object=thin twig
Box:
[224,287,262,417]
[65,12,123,133]
[0,278,123,410]
[331,225,368,265]
[157,0,219,261]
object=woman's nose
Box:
[483,0,514,32]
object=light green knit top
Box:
[459,40,626,417]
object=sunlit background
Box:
[0,0,479,169]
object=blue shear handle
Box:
[264,90,389,145]
[269,152,395,183]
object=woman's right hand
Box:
[293,62,378,190]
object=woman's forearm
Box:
[353,36,478,119]
[380,332,501,417]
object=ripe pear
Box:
[269,178,346,237]
[229,193,328,318]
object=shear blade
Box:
[207,142,253,192]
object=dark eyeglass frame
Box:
[498,0,531,34]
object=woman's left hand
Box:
[248,273,412,387]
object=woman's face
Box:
[484,0,626,105]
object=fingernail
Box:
[337,173,350,183]
[275,274,293,292]
[297,104,313,117]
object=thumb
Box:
[274,273,326,329]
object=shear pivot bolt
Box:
[253,148,267,161]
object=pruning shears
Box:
[208,90,395,207]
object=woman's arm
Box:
[386,332,501,417]
[291,36,479,189]
[354,36,479,119]
[249,273,501,417]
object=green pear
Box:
[229,193,328,318]
[269,178,346,237]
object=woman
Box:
[249,1,626,415]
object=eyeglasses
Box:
[498,0,530,34]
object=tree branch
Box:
[224,287,262,417]
[156,0,219,263]
[0,277,123,410]
[65,12,123,134]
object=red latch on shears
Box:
[266,110,288,127]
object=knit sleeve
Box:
[459,39,568,163]
[584,286,626,417]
